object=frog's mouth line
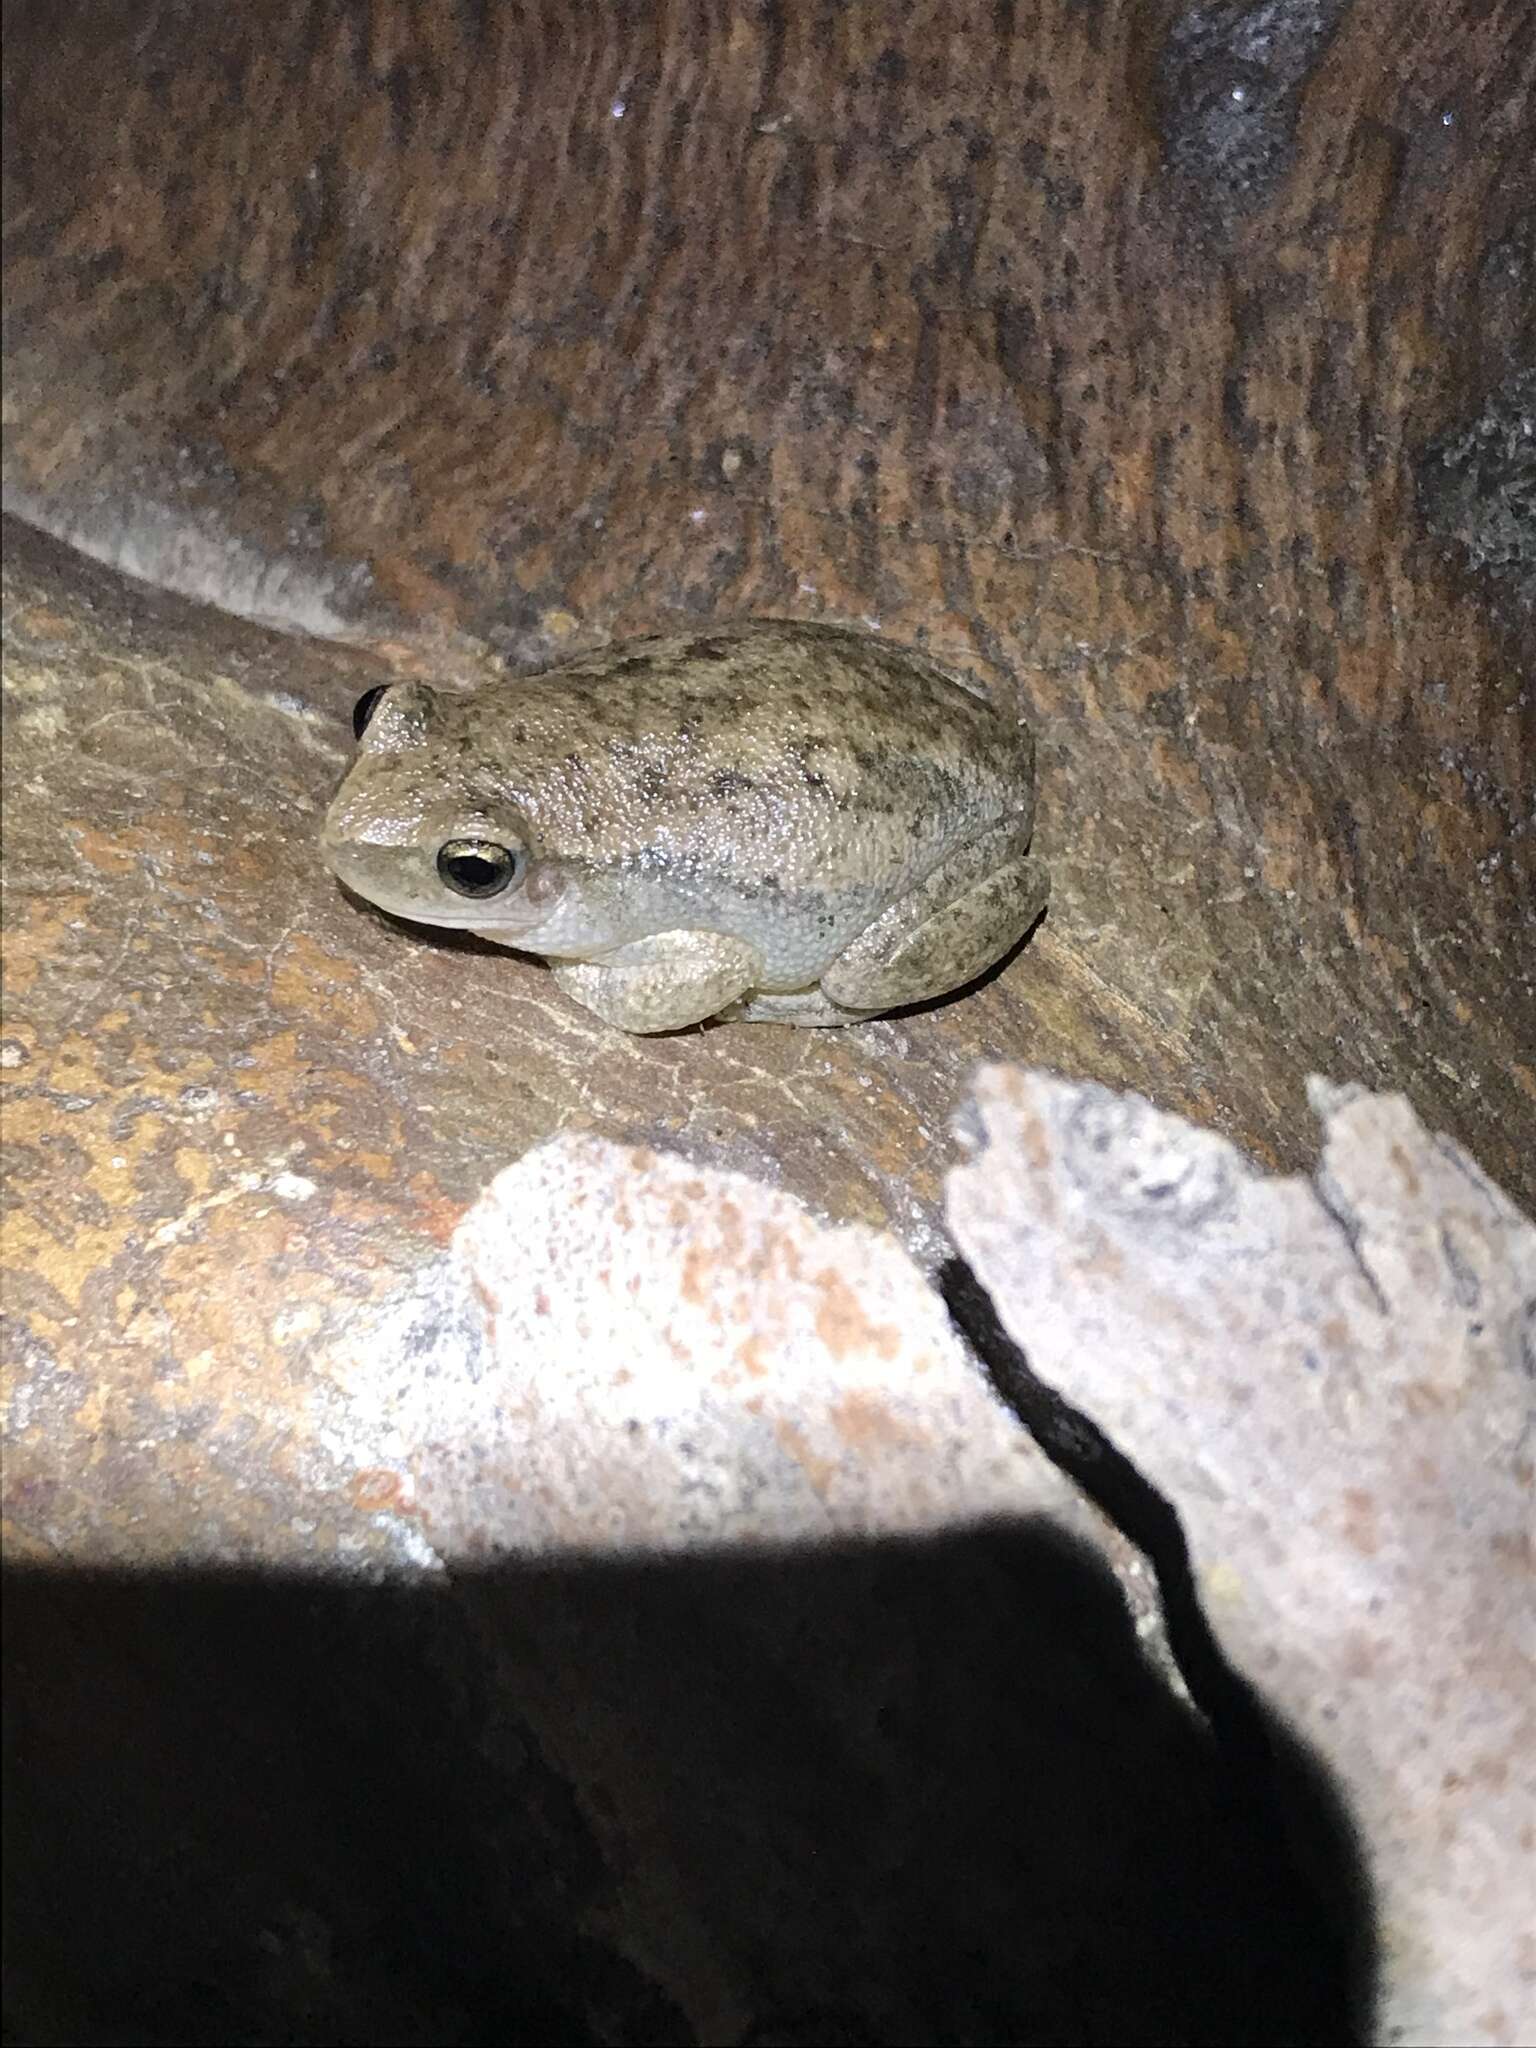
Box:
[321,820,511,905]
[324,849,543,933]
[330,877,547,953]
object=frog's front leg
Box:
[550,931,763,1034]
[820,819,1049,1013]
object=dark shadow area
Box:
[4,1515,1373,2047]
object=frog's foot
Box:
[723,988,881,1027]
[552,931,762,1034]
[821,823,1049,1013]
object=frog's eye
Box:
[436,839,520,898]
[352,686,389,739]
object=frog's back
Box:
[483,620,1034,890]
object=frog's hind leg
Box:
[552,931,762,1034]
[820,821,1048,1013]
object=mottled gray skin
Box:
[322,620,1048,1031]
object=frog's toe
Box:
[724,988,880,1027]
[821,830,1048,1013]
[552,931,761,1033]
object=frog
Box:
[321,619,1049,1032]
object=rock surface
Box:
[4,0,1533,1201]
[0,514,1064,1571]
[382,1133,1088,1559]
[947,1065,1536,2048]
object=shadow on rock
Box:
[3,1517,1373,2046]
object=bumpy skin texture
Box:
[322,620,1048,1031]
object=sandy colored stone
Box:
[946,1064,1536,2048]
[342,1130,1083,1558]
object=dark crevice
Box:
[938,1252,1377,2045]
[939,1256,1261,1749]
[1311,1169,1392,1316]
